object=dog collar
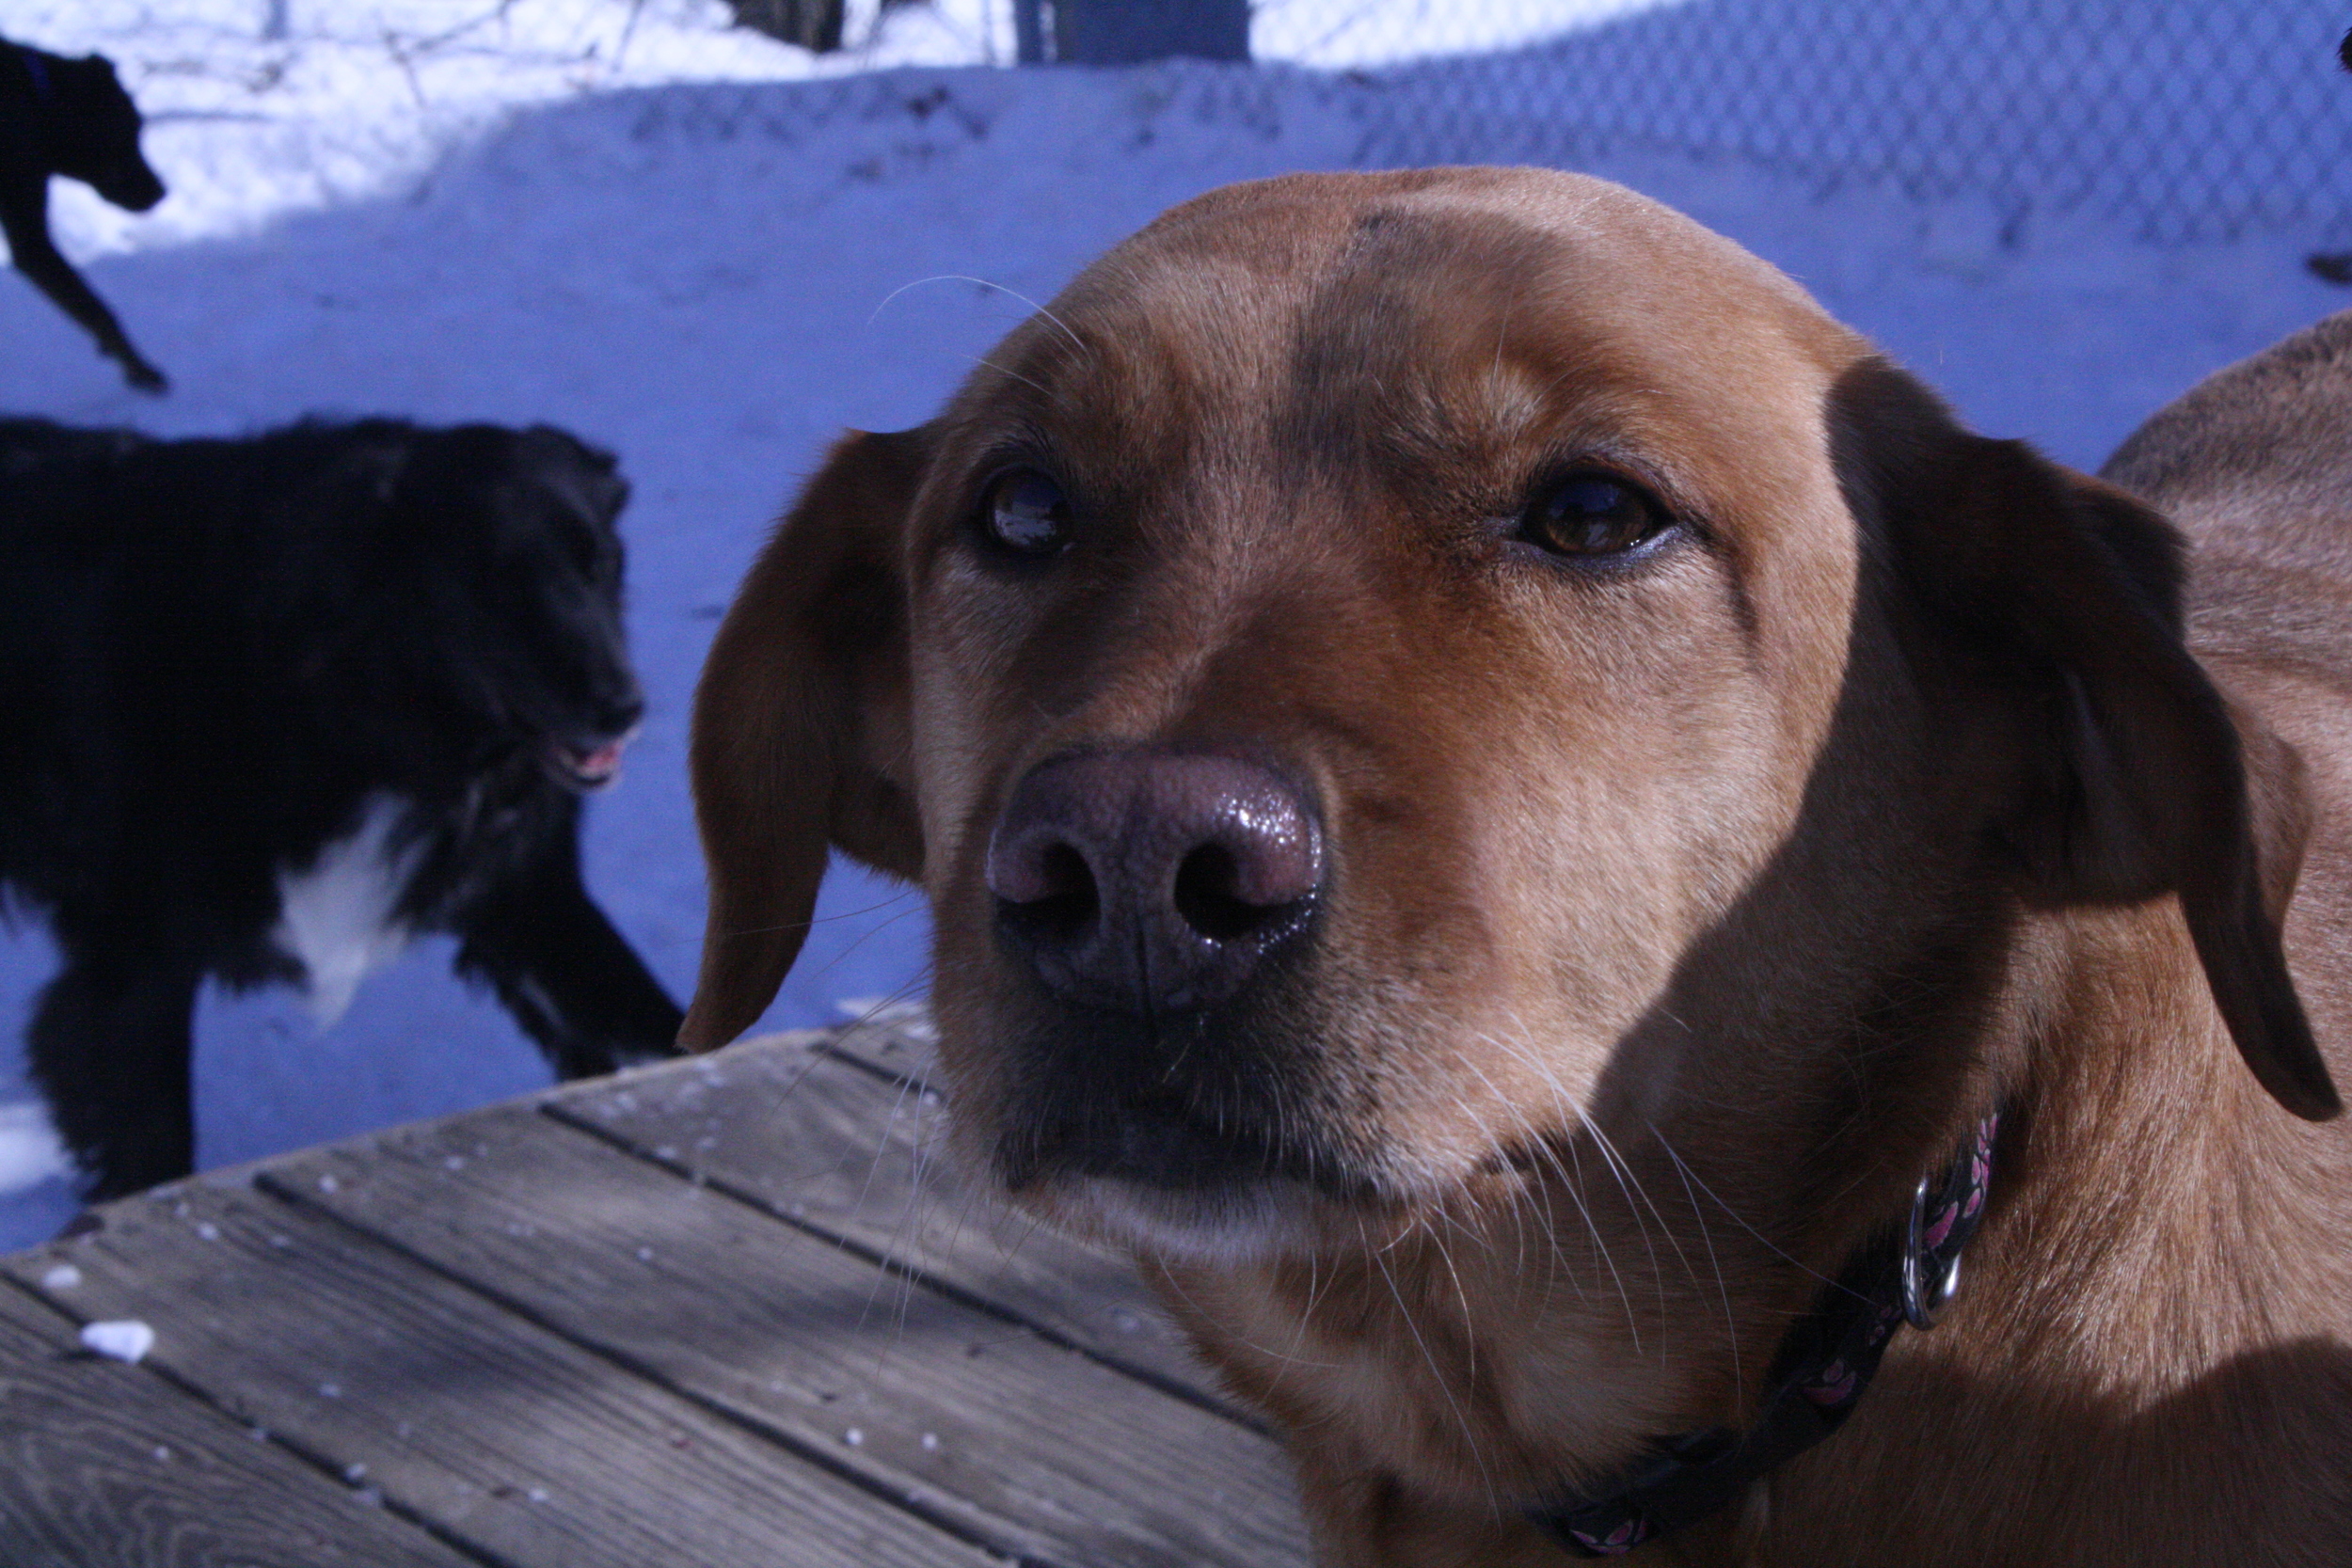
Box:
[1528,1112,2000,1558]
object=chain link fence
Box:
[1303,1,2352,245]
[622,0,2352,248]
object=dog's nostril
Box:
[1172,843,1288,942]
[1036,841,1092,902]
[1035,841,1100,926]
[998,840,1101,942]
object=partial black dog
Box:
[0,417,684,1199]
[2,38,167,391]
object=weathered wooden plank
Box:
[553,1027,1236,1415]
[0,1282,478,1568]
[2,1180,999,1568]
[264,1101,1311,1568]
[820,1005,942,1085]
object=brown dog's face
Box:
[901,173,1878,1259]
[687,167,2329,1499]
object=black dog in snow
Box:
[0,417,684,1200]
[2,37,168,391]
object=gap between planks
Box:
[4,1017,1311,1568]
[8,1175,1004,1568]
[253,1058,1309,1566]
[548,1028,1263,1431]
[0,1277,485,1568]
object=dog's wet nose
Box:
[987,750,1322,1013]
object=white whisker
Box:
[867,274,1092,363]
[1365,1213,1497,1508]
[1655,1129,1741,1400]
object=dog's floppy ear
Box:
[1835,358,2340,1120]
[680,428,930,1050]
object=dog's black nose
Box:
[987,750,1322,1013]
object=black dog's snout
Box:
[987,750,1323,1013]
[97,161,166,214]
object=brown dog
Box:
[683,167,2352,1564]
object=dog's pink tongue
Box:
[574,740,626,781]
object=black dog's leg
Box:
[26,943,203,1201]
[453,833,685,1081]
[1,174,167,392]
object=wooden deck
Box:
[0,1010,1312,1567]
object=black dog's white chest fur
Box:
[272,794,424,1025]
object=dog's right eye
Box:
[980,470,1073,559]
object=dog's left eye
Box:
[981,469,1073,558]
[1519,473,1672,559]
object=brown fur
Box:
[684,168,2352,1563]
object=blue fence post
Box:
[1015,0,1048,64]
[1050,0,1249,65]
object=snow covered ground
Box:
[1,0,2346,1248]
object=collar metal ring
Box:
[1901,1173,1962,1330]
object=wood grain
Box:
[0,1282,477,1568]
[554,1025,1239,1413]
[2,1180,997,1568]
[264,1100,1311,1568]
